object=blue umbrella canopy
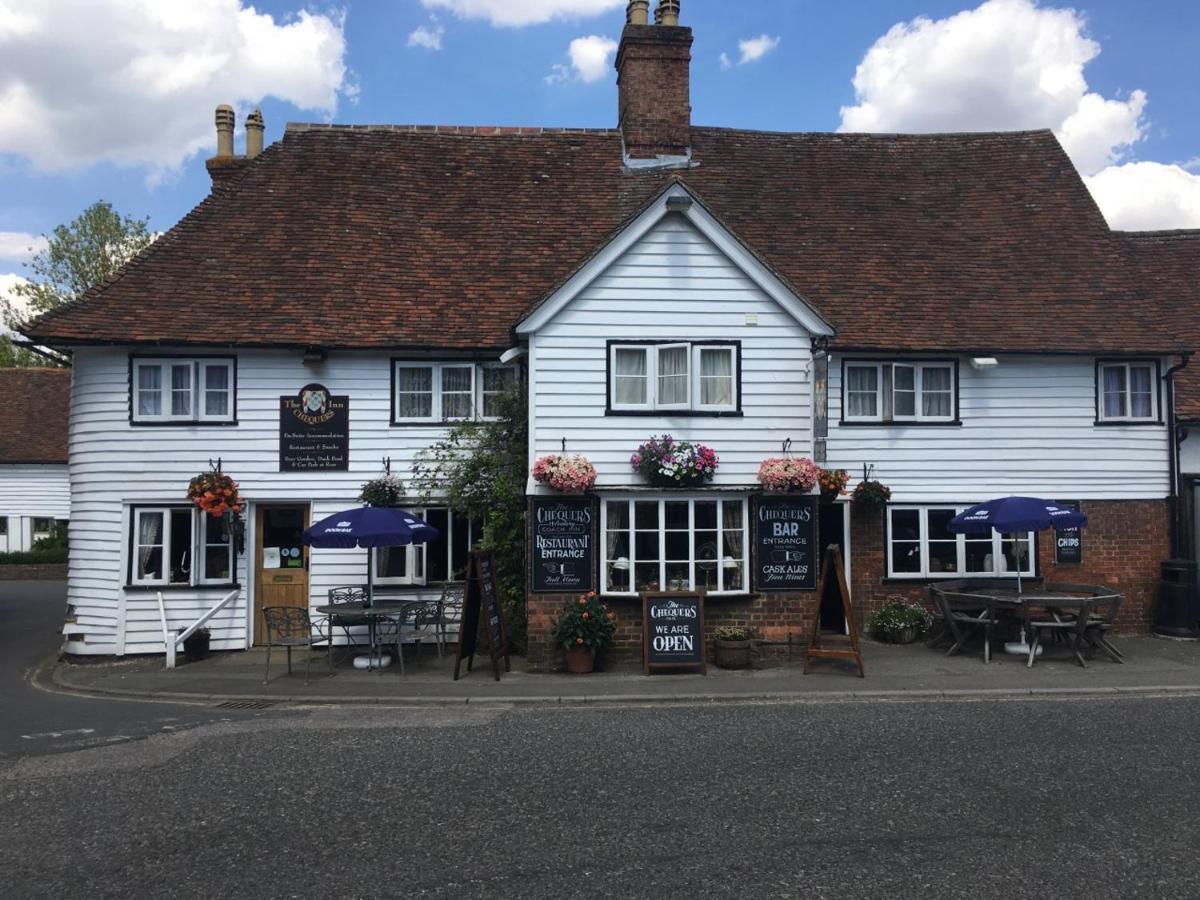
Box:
[303,506,439,549]
[949,497,1087,535]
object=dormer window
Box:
[608,341,739,415]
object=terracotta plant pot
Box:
[714,638,752,669]
[565,647,596,673]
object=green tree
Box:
[2,200,154,367]
[412,385,529,652]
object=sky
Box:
[2,0,1199,318]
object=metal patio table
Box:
[315,599,423,673]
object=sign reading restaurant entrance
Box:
[529,495,597,594]
[753,494,819,592]
[642,591,706,675]
[453,551,511,682]
[279,383,349,471]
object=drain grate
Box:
[215,699,278,710]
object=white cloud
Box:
[0,231,47,264]
[545,35,617,85]
[422,0,623,28]
[1085,163,1200,231]
[838,0,1145,177]
[0,0,352,175]
[735,34,781,66]
[719,52,732,71]
[1,272,30,335]
[408,24,445,51]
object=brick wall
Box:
[616,24,692,159]
[525,499,1171,670]
[0,563,67,581]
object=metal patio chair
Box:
[424,582,465,659]
[325,586,369,668]
[262,606,331,684]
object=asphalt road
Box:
[0,581,272,758]
[2,582,1198,898]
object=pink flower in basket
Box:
[533,454,597,493]
[757,456,820,493]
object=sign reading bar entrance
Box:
[753,494,819,592]
[279,383,349,472]
[642,591,706,675]
[453,551,511,682]
[529,495,597,594]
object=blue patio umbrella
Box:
[949,496,1088,593]
[303,506,439,605]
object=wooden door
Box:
[254,504,311,645]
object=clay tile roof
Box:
[0,368,70,464]
[1120,230,1200,420]
[22,125,1186,355]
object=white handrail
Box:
[159,588,241,669]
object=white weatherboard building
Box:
[22,2,1198,663]
[0,368,70,555]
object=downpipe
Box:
[1164,352,1193,559]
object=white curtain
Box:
[397,367,433,418]
[658,345,689,405]
[1103,366,1126,418]
[846,366,877,417]
[700,348,733,406]
[441,367,474,418]
[204,365,229,417]
[170,364,192,416]
[137,512,163,580]
[137,366,161,416]
[1130,366,1152,418]
[614,348,648,405]
[921,366,952,417]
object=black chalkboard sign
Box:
[279,383,349,471]
[642,592,706,675]
[1054,500,1083,565]
[453,551,510,682]
[530,495,597,593]
[753,494,819,592]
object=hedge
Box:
[0,548,68,566]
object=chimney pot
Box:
[214,104,235,158]
[655,0,680,26]
[245,107,264,159]
[627,1,649,25]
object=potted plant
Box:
[818,467,850,502]
[181,627,212,662]
[551,591,617,673]
[757,457,819,493]
[851,464,891,508]
[631,435,718,489]
[713,625,753,669]
[868,600,930,644]
[532,454,597,493]
[359,472,405,507]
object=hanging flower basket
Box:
[818,468,850,501]
[757,456,819,493]
[631,435,718,489]
[532,454,597,493]
[852,479,892,508]
[187,471,243,518]
[359,473,405,507]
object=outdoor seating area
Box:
[928,580,1124,668]
[261,582,463,683]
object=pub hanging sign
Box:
[753,494,819,592]
[279,383,350,472]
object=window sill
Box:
[838,420,962,428]
[130,420,238,428]
[1093,419,1162,427]
[882,575,1040,584]
[598,592,760,603]
[605,409,744,418]
[124,583,242,592]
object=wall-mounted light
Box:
[302,347,327,367]
[970,357,999,370]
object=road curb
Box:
[44,662,1200,709]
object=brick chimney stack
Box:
[205,104,265,188]
[616,0,692,165]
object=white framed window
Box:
[843,360,955,423]
[130,507,235,587]
[1098,361,1157,422]
[32,517,55,541]
[393,363,516,423]
[887,506,1035,579]
[609,343,738,413]
[601,496,748,596]
[132,358,235,424]
[374,508,481,586]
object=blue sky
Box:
[2,0,1198,305]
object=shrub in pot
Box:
[868,600,930,644]
[551,592,616,673]
[713,625,753,669]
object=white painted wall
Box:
[529,214,815,487]
[0,465,69,552]
[826,354,1171,500]
[67,348,464,655]
[1179,427,1200,475]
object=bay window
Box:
[132,357,235,424]
[887,506,1035,578]
[602,496,748,595]
[609,342,738,413]
[843,360,956,423]
[130,507,235,586]
[374,508,481,586]
[393,362,516,423]
[1098,361,1157,422]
